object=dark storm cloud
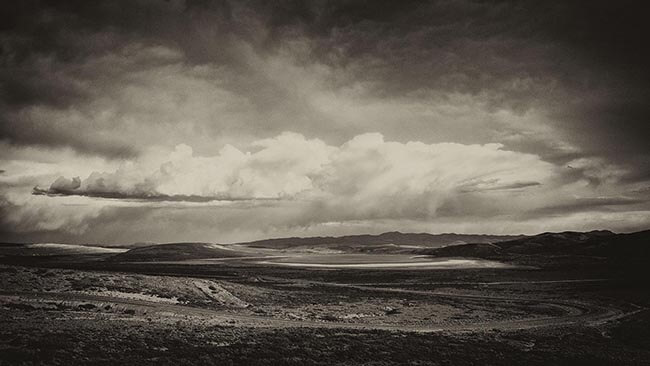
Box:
[2,1,649,158]
[531,197,649,216]
[0,117,139,158]
[0,0,235,156]
[262,1,649,94]
[459,181,541,193]
[248,0,650,175]
[32,186,276,203]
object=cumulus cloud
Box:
[23,132,646,241]
[2,133,648,243]
[33,132,557,220]
[48,176,81,193]
[34,132,331,200]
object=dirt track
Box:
[1,277,639,333]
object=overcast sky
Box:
[1,0,649,244]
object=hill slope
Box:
[109,243,249,262]
[421,229,650,260]
[237,232,521,252]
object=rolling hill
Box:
[421,229,650,260]
[236,231,522,252]
[108,243,250,262]
[107,232,522,261]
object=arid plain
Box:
[1,230,650,365]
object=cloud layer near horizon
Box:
[31,131,562,225]
[37,132,553,202]
[2,132,647,243]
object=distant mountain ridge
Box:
[235,231,522,250]
[104,229,650,263]
[421,229,650,259]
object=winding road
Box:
[1,276,641,333]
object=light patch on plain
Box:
[81,290,179,304]
[27,243,127,254]
[257,258,512,269]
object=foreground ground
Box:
[1,232,650,365]
[1,260,649,365]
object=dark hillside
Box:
[238,232,521,250]
[109,243,249,262]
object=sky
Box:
[1,0,649,244]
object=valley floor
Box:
[1,258,649,365]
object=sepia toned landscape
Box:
[2,1,650,364]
